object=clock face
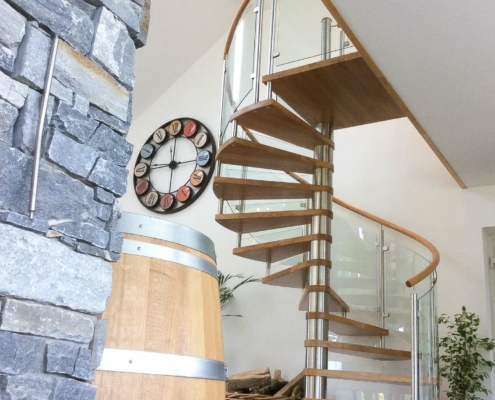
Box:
[133,117,217,214]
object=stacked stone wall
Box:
[0,0,151,398]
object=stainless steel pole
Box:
[218,59,227,147]
[216,60,227,215]
[378,228,386,348]
[340,31,345,56]
[266,0,277,99]
[305,18,332,400]
[29,34,59,220]
[411,292,419,400]
[253,0,264,103]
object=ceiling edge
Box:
[320,0,466,189]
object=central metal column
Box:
[305,18,333,400]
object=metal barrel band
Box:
[117,212,216,261]
[122,239,218,279]
[98,349,225,381]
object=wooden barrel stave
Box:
[95,213,224,400]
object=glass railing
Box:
[275,0,356,69]
[417,277,439,399]
[220,0,257,137]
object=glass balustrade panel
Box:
[324,362,412,400]
[331,202,381,340]
[221,1,257,136]
[384,228,431,350]
[418,279,439,400]
[275,0,356,69]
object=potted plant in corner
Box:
[218,271,259,319]
[438,306,495,400]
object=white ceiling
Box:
[331,0,495,187]
[132,0,243,119]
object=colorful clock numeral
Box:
[168,120,182,136]
[160,193,175,210]
[134,163,149,178]
[135,179,150,195]
[153,128,167,144]
[140,143,155,159]
[190,170,205,187]
[177,186,192,203]
[194,132,208,148]
[184,121,197,138]
[197,150,212,167]
[145,191,159,207]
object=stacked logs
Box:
[227,368,303,400]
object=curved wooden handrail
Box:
[224,0,252,59]
[332,197,439,288]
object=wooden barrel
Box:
[95,212,225,400]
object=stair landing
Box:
[263,53,406,128]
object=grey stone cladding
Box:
[0,0,151,395]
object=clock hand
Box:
[175,159,196,165]
[150,163,171,169]
[169,168,173,193]
[172,138,177,162]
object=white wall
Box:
[123,30,495,391]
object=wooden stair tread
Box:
[303,369,411,386]
[262,53,406,128]
[299,285,350,313]
[306,312,388,337]
[216,210,332,234]
[262,259,332,288]
[217,137,334,174]
[305,340,410,361]
[230,99,335,150]
[213,177,332,201]
[233,234,332,263]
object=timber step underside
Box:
[213,177,333,201]
[306,312,388,337]
[233,234,332,263]
[262,259,332,288]
[230,99,335,150]
[299,285,350,313]
[216,210,333,234]
[303,368,411,386]
[262,53,406,128]
[305,340,410,361]
[217,137,334,174]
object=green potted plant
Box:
[218,271,259,319]
[438,306,495,400]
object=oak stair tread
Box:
[299,285,350,313]
[216,209,333,234]
[262,53,406,128]
[305,340,410,361]
[217,137,334,174]
[213,177,332,201]
[306,312,389,337]
[262,259,332,288]
[233,234,332,263]
[303,369,411,386]
[230,99,335,150]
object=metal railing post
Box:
[266,0,277,99]
[378,228,387,348]
[340,31,346,56]
[305,18,332,400]
[29,34,59,220]
[253,0,264,103]
[411,292,420,400]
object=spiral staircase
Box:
[214,1,440,399]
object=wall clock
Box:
[133,117,217,214]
